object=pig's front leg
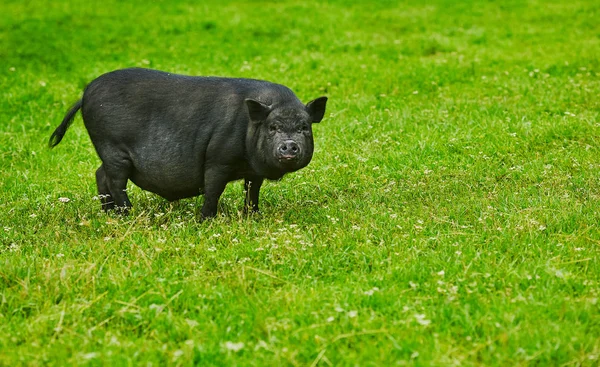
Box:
[200,167,230,220]
[244,177,264,214]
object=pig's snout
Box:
[277,140,300,161]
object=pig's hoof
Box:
[199,211,217,222]
[243,208,261,217]
[114,206,131,215]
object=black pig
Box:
[49,68,327,219]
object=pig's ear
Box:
[306,96,328,123]
[245,99,272,123]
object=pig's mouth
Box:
[278,155,299,163]
[275,153,306,171]
[277,156,303,170]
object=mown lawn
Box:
[1,0,599,365]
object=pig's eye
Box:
[300,124,310,133]
[269,125,278,133]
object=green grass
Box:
[1,0,600,365]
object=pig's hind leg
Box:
[96,160,133,214]
[96,165,114,211]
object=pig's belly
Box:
[128,156,204,201]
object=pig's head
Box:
[245,96,327,179]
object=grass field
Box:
[1,0,600,365]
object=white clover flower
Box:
[414,314,431,326]
[224,341,244,352]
